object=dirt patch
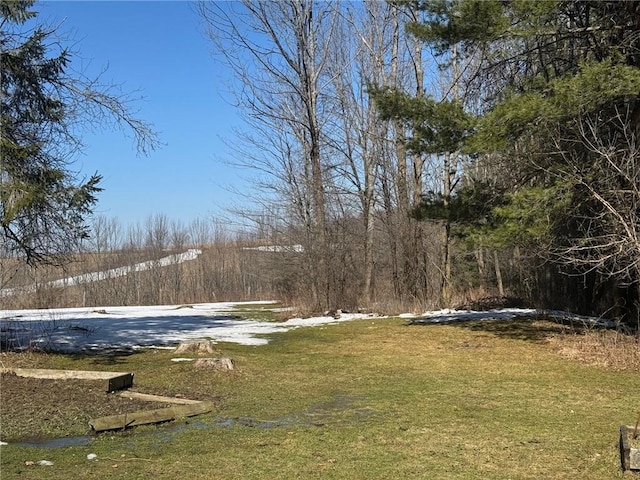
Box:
[0,372,176,442]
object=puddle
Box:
[14,392,373,448]
[16,435,92,448]
[207,392,372,430]
[147,392,372,443]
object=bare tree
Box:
[89,215,121,254]
[200,0,341,309]
[189,217,212,247]
[375,1,442,305]
[325,1,405,305]
[170,219,190,250]
[144,213,170,252]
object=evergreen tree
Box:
[373,0,640,323]
[1,0,158,265]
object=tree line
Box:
[200,1,639,326]
[2,1,638,327]
[1,214,274,309]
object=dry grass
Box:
[548,327,640,372]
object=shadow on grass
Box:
[407,316,592,343]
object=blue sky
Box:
[36,1,247,227]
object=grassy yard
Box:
[1,316,637,479]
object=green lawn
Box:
[1,317,637,479]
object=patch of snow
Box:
[407,308,538,323]
[284,313,375,327]
[243,245,303,253]
[542,310,618,328]
[0,249,202,297]
[404,307,615,328]
[0,299,614,354]
[0,301,379,352]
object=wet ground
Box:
[0,372,177,442]
[1,372,371,446]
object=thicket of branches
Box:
[0,212,523,312]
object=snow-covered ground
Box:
[0,301,380,352]
[0,301,615,354]
[400,307,617,329]
[399,308,538,322]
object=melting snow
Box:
[0,301,614,354]
[0,301,379,352]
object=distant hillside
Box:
[1,243,279,309]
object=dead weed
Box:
[548,328,640,372]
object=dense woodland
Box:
[1,1,639,328]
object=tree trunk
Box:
[476,247,487,293]
[494,250,504,297]
[441,150,452,303]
